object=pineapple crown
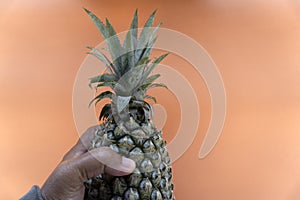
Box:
[84,8,168,119]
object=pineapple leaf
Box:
[85,9,169,110]
[143,9,157,28]
[130,9,138,48]
[89,91,113,107]
[123,30,135,73]
[87,52,113,75]
[139,74,162,90]
[142,37,157,59]
[149,22,162,42]
[89,74,117,88]
[95,82,116,90]
[132,89,145,101]
[138,10,157,47]
[122,9,139,71]
[116,95,132,112]
[124,30,134,52]
[142,53,169,80]
[135,10,157,63]
[87,46,121,77]
[105,18,124,74]
[142,74,161,86]
[143,22,161,58]
[136,56,150,66]
[84,8,124,76]
[114,63,145,96]
[83,8,108,38]
[145,95,157,103]
[99,104,112,120]
[147,83,168,90]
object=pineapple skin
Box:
[84,117,174,200]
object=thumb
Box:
[70,147,136,182]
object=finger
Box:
[70,147,136,182]
[78,125,102,149]
[62,125,101,161]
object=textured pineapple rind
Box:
[84,118,174,200]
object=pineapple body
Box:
[84,117,174,200]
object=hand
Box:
[41,126,136,200]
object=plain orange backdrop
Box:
[1,0,300,199]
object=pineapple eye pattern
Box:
[73,8,226,200]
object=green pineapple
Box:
[83,8,174,200]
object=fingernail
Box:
[121,157,136,171]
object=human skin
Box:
[41,126,136,200]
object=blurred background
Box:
[1,0,300,199]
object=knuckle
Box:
[86,125,100,133]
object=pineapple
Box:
[83,8,174,200]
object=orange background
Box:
[1,0,300,199]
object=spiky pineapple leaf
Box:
[145,95,157,103]
[123,30,135,73]
[87,52,113,75]
[142,74,161,86]
[89,91,113,107]
[132,89,145,101]
[124,30,134,52]
[143,22,161,58]
[89,74,117,88]
[142,39,157,60]
[136,23,161,62]
[99,104,112,120]
[85,9,170,110]
[129,9,138,49]
[95,82,116,90]
[87,46,121,77]
[84,8,124,77]
[84,8,108,38]
[105,18,125,73]
[147,83,168,90]
[149,22,162,42]
[140,74,160,91]
[122,9,139,72]
[142,53,169,80]
[135,10,157,63]
[138,10,157,48]
[136,56,150,66]
[114,64,145,96]
[116,95,132,112]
